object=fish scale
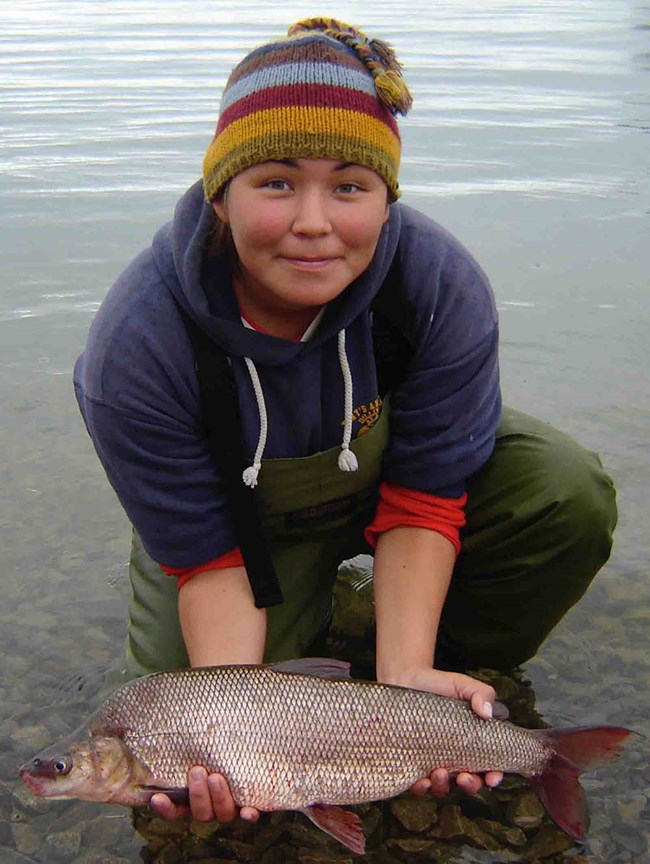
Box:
[91,664,550,808]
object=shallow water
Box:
[1,1,648,862]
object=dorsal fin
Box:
[269,658,351,679]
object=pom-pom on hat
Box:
[202,17,413,203]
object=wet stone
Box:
[616,794,646,827]
[389,796,438,832]
[213,836,257,861]
[359,803,383,841]
[505,790,545,830]
[294,850,353,864]
[151,844,184,864]
[521,824,575,860]
[11,723,52,755]
[0,821,12,845]
[183,834,220,858]
[72,852,132,864]
[372,845,403,864]
[287,819,343,851]
[474,817,527,847]
[251,820,289,853]
[188,817,220,839]
[47,827,83,858]
[330,578,374,640]
[142,815,190,839]
[11,822,41,857]
[258,847,286,864]
[0,786,12,822]
[84,813,134,849]
[384,837,435,857]
[432,804,500,851]
[611,825,648,856]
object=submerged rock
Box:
[505,791,545,830]
[389,796,438,832]
[474,817,527,847]
[432,804,501,851]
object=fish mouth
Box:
[19,767,46,796]
[19,766,65,798]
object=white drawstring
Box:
[242,357,268,488]
[241,327,358,487]
[337,329,358,472]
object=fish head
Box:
[19,731,154,805]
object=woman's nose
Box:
[291,189,332,235]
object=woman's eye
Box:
[263,179,290,191]
[337,183,363,194]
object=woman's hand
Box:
[380,666,503,797]
[151,766,260,823]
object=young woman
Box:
[74,18,616,825]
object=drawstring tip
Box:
[242,464,261,488]
[338,447,359,472]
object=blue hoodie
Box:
[74,181,501,568]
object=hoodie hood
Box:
[151,180,401,367]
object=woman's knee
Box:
[542,436,617,571]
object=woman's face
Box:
[212,158,389,335]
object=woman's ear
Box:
[212,193,228,224]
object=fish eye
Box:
[52,757,72,775]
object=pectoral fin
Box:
[301,803,365,854]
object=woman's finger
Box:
[240,806,261,823]
[187,766,217,821]
[469,687,496,720]
[484,771,503,788]
[207,773,237,823]
[409,777,431,796]
[455,771,482,795]
[429,768,451,797]
[150,792,189,821]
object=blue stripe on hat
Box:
[220,61,377,112]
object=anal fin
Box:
[301,803,365,854]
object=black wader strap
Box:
[188,321,283,609]
[371,245,413,398]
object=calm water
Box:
[1,1,648,861]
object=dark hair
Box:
[206,212,234,259]
[206,186,237,261]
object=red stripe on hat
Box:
[216,83,399,137]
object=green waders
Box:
[125,406,616,678]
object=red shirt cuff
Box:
[160,547,245,590]
[364,482,467,555]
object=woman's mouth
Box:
[282,256,338,272]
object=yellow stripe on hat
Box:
[208,106,400,168]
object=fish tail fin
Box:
[530,726,633,840]
[301,804,366,854]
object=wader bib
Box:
[126,403,389,678]
[125,405,616,678]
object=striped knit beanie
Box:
[202,18,412,203]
